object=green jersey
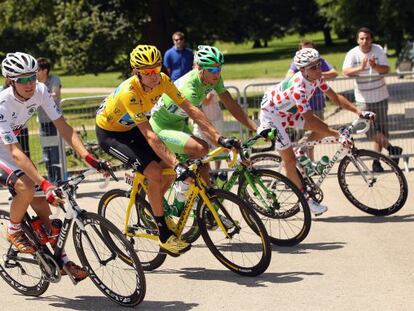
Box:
[150,68,226,125]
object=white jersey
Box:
[0,83,62,147]
[342,44,389,103]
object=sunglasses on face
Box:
[174,37,184,42]
[15,74,37,84]
[307,62,321,71]
[204,66,222,73]
[138,66,162,75]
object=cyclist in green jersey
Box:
[150,45,257,180]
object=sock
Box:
[61,253,70,264]
[154,216,172,243]
[8,221,21,235]
[386,145,393,153]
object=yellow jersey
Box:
[96,73,186,131]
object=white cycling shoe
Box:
[307,199,328,216]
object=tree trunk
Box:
[323,25,333,47]
[145,0,173,54]
[252,39,262,48]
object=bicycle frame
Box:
[294,118,373,188]
[123,147,237,241]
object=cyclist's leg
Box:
[96,126,189,254]
[0,157,36,253]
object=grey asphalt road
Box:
[0,170,413,311]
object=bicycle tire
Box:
[337,149,408,216]
[238,169,311,246]
[197,189,271,276]
[73,212,146,307]
[98,189,167,271]
[0,210,50,296]
[250,153,282,171]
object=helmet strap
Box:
[136,73,155,92]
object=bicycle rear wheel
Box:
[98,189,166,271]
[197,189,271,276]
[73,212,146,307]
[0,210,49,296]
[238,169,311,246]
[250,153,282,172]
[338,149,408,216]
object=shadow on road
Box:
[24,294,199,311]
[148,267,322,287]
[315,214,414,223]
[275,241,346,254]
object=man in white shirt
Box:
[343,27,402,172]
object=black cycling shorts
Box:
[96,125,161,173]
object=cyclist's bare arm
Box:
[322,68,338,80]
[302,111,338,138]
[179,99,221,145]
[219,91,257,132]
[137,121,178,168]
[6,143,47,186]
[325,89,361,115]
[53,116,90,160]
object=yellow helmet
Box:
[130,45,162,69]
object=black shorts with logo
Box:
[96,125,162,173]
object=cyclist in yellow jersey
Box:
[96,45,239,256]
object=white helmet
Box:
[1,52,38,78]
[293,48,320,68]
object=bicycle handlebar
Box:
[350,118,370,135]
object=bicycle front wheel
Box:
[98,189,167,271]
[73,212,146,307]
[238,169,311,246]
[197,189,271,276]
[0,210,49,296]
[250,152,282,171]
[338,149,408,216]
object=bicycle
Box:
[0,168,146,307]
[206,137,311,247]
[98,148,272,277]
[258,118,408,216]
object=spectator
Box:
[343,27,402,172]
[192,90,224,170]
[163,31,194,81]
[36,57,62,181]
[286,39,338,161]
[1,78,30,157]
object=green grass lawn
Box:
[1,31,397,89]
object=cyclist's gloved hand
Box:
[40,179,64,206]
[218,136,241,149]
[85,154,111,177]
[174,163,191,182]
[359,111,376,121]
[338,128,353,147]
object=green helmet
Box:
[194,45,224,68]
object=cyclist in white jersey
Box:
[258,48,375,215]
[0,52,111,280]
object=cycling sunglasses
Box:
[15,74,37,84]
[307,61,321,71]
[204,66,222,73]
[138,66,161,75]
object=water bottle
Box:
[215,171,228,189]
[315,155,330,175]
[48,218,63,248]
[299,156,315,177]
[31,217,49,245]
[172,180,190,216]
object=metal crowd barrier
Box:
[54,86,243,179]
[243,72,414,172]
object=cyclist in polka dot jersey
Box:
[258,48,375,216]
